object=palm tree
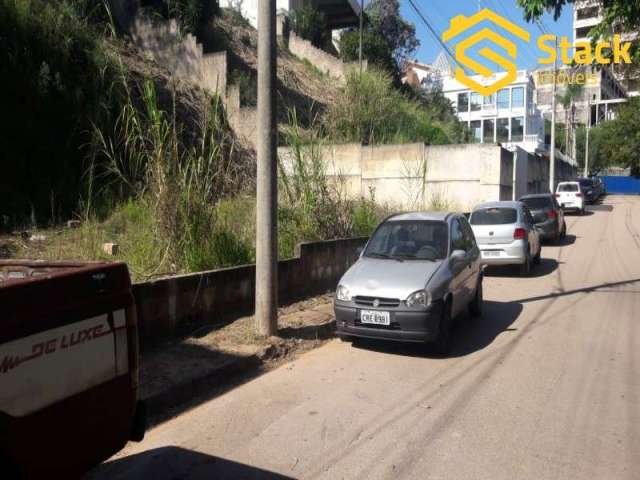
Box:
[557,81,584,158]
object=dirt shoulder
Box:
[140,294,337,427]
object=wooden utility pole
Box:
[359,0,364,74]
[549,38,558,193]
[255,0,278,337]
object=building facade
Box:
[533,64,627,126]
[573,0,638,96]
[441,70,545,154]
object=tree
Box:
[289,5,330,48]
[339,28,396,73]
[339,0,419,75]
[366,0,419,65]
[575,125,609,174]
[595,97,640,175]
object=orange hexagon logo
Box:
[443,9,531,96]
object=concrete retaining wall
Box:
[280,143,515,212]
[225,85,258,149]
[133,237,367,345]
[130,15,228,97]
[288,32,363,80]
[279,143,577,211]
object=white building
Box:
[402,60,442,91]
[441,70,546,154]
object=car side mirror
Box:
[451,249,466,261]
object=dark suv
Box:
[519,193,566,243]
[578,178,598,203]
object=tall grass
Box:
[278,109,387,258]
[323,68,465,146]
[87,67,253,277]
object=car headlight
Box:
[406,290,431,308]
[336,284,352,302]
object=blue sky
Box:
[396,0,574,71]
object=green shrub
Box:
[0,0,121,226]
[161,0,219,35]
[229,69,257,107]
[289,5,330,48]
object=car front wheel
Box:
[434,302,453,355]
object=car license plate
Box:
[483,250,500,257]
[360,310,390,326]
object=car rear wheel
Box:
[434,302,453,355]
[469,279,483,318]
[519,253,531,276]
[533,245,542,265]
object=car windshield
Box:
[470,207,518,225]
[579,179,594,188]
[558,183,579,192]
[364,220,448,261]
[521,197,552,210]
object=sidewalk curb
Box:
[143,353,263,418]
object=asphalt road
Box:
[89,196,640,480]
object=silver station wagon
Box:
[334,212,483,354]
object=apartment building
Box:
[533,64,627,126]
[573,0,638,96]
[441,70,545,154]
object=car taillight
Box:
[554,193,560,197]
[514,228,526,240]
[548,210,557,219]
[575,193,583,197]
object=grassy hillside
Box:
[0,1,464,278]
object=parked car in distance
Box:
[591,176,606,197]
[469,201,542,276]
[519,193,567,243]
[556,181,586,214]
[578,178,599,203]
[334,212,483,354]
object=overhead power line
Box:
[491,0,544,69]
[405,0,463,70]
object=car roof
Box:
[387,211,454,222]
[558,180,580,184]
[472,200,522,211]
[519,193,553,199]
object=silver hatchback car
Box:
[334,212,483,354]
[469,201,542,276]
